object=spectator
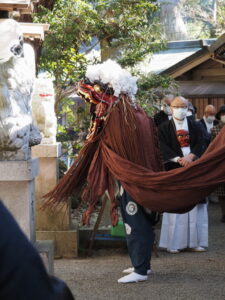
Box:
[211,105,225,223]
[0,200,74,300]
[200,105,218,131]
[154,94,174,127]
[158,96,208,253]
[187,102,196,120]
[199,105,218,145]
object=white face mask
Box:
[163,105,172,115]
[187,111,193,117]
[206,116,215,124]
[220,115,225,123]
[172,108,188,120]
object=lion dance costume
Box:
[45,59,225,219]
[45,60,225,281]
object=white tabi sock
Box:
[118,272,148,284]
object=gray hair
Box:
[162,94,174,104]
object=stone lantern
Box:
[0,0,49,241]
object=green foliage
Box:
[57,97,90,151]
[136,73,178,116]
[181,0,225,38]
[34,0,165,152]
[89,0,164,66]
[216,1,225,36]
[34,0,164,105]
[34,2,90,110]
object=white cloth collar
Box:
[173,117,188,131]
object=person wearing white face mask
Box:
[187,102,197,120]
[199,105,218,146]
[158,96,208,253]
[154,94,174,127]
[200,105,217,132]
[211,105,225,223]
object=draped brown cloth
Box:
[45,99,225,225]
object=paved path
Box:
[55,204,225,300]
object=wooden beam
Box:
[193,68,225,77]
[0,1,33,13]
[0,4,28,9]
[209,33,225,53]
[0,0,30,5]
[20,2,33,14]
[169,53,211,79]
[211,57,225,66]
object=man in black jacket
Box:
[0,200,74,300]
[154,94,174,127]
[199,104,218,146]
[158,99,206,171]
[158,96,208,253]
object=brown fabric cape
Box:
[45,100,225,225]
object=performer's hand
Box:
[178,154,195,167]
[178,157,191,166]
[185,153,196,162]
[177,158,186,166]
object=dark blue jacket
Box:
[0,201,74,300]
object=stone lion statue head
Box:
[0,19,24,64]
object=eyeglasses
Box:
[171,106,187,109]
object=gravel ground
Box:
[55,204,225,300]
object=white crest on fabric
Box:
[124,223,132,235]
[126,201,138,216]
[85,59,138,101]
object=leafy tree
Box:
[215,0,225,35]
[34,0,164,112]
[34,0,177,167]
[136,73,178,115]
[180,0,225,38]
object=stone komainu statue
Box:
[0,19,41,160]
[32,75,57,145]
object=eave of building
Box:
[208,32,225,54]
[0,0,36,14]
[136,39,215,77]
[159,34,225,78]
[137,47,201,75]
[160,48,211,78]
[20,22,49,40]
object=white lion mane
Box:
[86,59,138,102]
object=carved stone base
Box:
[32,143,78,257]
[32,143,71,230]
[0,158,39,242]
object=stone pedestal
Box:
[0,159,39,242]
[32,143,78,258]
